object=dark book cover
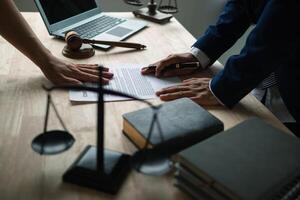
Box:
[175,164,230,200]
[177,118,300,200]
[174,175,214,200]
[174,164,230,200]
[122,98,224,155]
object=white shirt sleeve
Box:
[190,47,225,105]
[209,80,225,106]
[190,47,211,69]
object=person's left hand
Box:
[39,56,113,85]
[156,78,221,106]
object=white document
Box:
[69,64,181,102]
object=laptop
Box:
[34,0,147,49]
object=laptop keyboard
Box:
[71,15,126,39]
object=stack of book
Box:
[173,118,300,200]
[174,162,229,200]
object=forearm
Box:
[210,0,300,108]
[193,0,251,65]
[0,0,53,69]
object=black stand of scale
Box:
[133,1,172,24]
[62,148,130,194]
[62,69,131,194]
[31,68,171,194]
[126,0,178,24]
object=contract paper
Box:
[69,64,181,102]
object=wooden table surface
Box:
[0,12,291,200]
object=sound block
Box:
[63,145,131,194]
[62,44,95,59]
[133,7,173,24]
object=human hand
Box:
[40,56,113,85]
[156,78,220,106]
[141,53,199,77]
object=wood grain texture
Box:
[0,12,291,200]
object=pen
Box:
[84,39,147,50]
[146,62,201,72]
[65,31,147,51]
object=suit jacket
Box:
[193,0,300,122]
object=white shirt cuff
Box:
[209,80,224,106]
[190,47,210,69]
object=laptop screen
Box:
[39,0,97,25]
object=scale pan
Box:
[158,6,178,14]
[32,130,75,155]
[124,0,143,6]
[131,149,173,176]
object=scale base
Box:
[133,7,173,24]
[63,145,131,194]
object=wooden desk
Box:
[0,12,291,200]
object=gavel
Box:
[65,31,146,51]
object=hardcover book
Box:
[122,98,224,154]
[175,118,300,200]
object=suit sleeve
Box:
[210,0,300,108]
[193,0,251,65]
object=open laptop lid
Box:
[34,0,102,35]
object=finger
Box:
[161,69,182,77]
[156,58,178,77]
[183,78,199,83]
[78,64,109,71]
[77,64,99,69]
[79,75,109,85]
[141,66,156,75]
[156,54,194,76]
[180,82,207,93]
[154,55,179,76]
[102,77,110,85]
[72,71,100,82]
[78,67,114,78]
[99,65,109,71]
[102,71,114,79]
[79,64,99,67]
[156,86,189,96]
[78,67,99,75]
[159,91,194,101]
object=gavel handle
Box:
[82,39,146,50]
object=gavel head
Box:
[65,31,83,51]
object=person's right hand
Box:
[141,53,199,77]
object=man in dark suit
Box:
[142,0,299,130]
